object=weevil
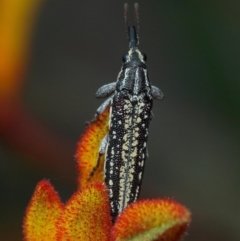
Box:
[91,3,164,221]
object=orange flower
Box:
[0,0,77,184]
[23,180,63,241]
[112,199,190,241]
[24,180,111,241]
[75,107,110,189]
[23,180,190,241]
[0,0,43,99]
[24,109,191,241]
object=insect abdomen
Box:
[104,91,152,221]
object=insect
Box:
[92,3,164,221]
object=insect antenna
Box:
[124,3,139,49]
[124,3,129,40]
[134,3,140,45]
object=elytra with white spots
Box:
[92,24,164,222]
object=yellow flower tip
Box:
[75,107,109,189]
[57,182,112,241]
[112,199,191,241]
[23,179,63,241]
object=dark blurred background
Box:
[1,0,240,240]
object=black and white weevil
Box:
[92,3,164,221]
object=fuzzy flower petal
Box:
[75,108,109,189]
[23,180,63,241]
[112,199,191,241]
[57,183,112,241]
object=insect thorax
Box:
[116,64,152,101]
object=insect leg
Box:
[146,148,149,159]
[151,85,164,100]
[96,82,116,98]
[87,134,108,180]
[150,111,154,120]
[90,96,112,122]
[96,96,112,114]
[99,134,109,154]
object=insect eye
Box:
[122,53,128,62]
[142,53,147,62]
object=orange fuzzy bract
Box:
[57,183,112,241]
[75,107,109,189]
[112,199,191,241]
[23,180,63,241]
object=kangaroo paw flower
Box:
[23,180,63,241]
[112,199,191,241]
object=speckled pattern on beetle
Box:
[91,5,164,222]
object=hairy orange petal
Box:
[23,180,63,241]
[75,108,109,189]
[57,183,111,241]
[112,199,191,241]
